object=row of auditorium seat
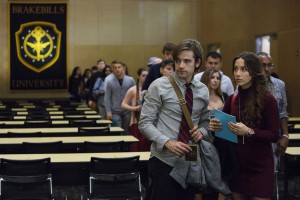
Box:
[0,156,142,200]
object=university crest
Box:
[15,21,61,73]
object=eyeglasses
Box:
[261,63,274,68]
[141,74,148,77]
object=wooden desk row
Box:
[292,124,300,129]
[289,124,300,133]
[0,107,91,111]
[288,117,300,124]
[0,151,150,162]
[0,119,110,128]
[288,133,300,146]
[0,100,84,106]
[0,135,138,145]
[0,103,87,108]
[0,135,138,154]
[13,110,98,115]
[14,114,100,119]
[0,127,124,137]
[0,98,82,105]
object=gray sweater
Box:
[104,74,135,115]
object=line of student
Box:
[68,38,288,200]
[139,39,288,200]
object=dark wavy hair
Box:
[71,66,81,77]
[232,52,268,127]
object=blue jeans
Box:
[97,96,106,119]
[111,111,130,135]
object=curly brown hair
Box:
[232,52,268,127]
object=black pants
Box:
[146,157,196,200]
[202,191,219,200]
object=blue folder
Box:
[214,109,238,143]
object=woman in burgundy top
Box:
[210,52,280,199]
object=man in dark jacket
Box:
[142,42,176,91]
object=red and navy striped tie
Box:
[178,83,193,144]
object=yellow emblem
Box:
[15,21,61,73]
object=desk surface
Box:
[289,117,300,122]
[0,135,138,144]
[0,103,86,107]
[289,134,300,140]
[286,147,300,156]
[0,151,151,162]
[0,119,111,125]
[0,127,123,134]
[8,107,91,111]
[13,115,101,120]
[15,110,98,115]
[293,124,300,129]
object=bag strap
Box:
[168,76,194,129]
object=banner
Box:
[9,2,67,90]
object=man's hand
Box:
[190,125,203,143]
[276,136,289,156]
[164,140,192,157]
[106,113,112,120]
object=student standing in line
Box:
[257,52,289,156]
[103,65,112,76]
[139,39,211,200]
[210,52,280,200]
[194,52,234,96]
[68,66,83,102]
[200,68,228,115]
[105,60,135,135]
[142,42,176,91]
[81,68,92,104]
[199,68,229,200]
[121,68,150,151]
[160,59,175,77]
[88,59,106,112]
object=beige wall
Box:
[199,0,300,116]
[1,0,300,116]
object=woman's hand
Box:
[134,105,142,112]
[228,122,249,135]
[209,118,222,132]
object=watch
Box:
[247,128,255,136]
